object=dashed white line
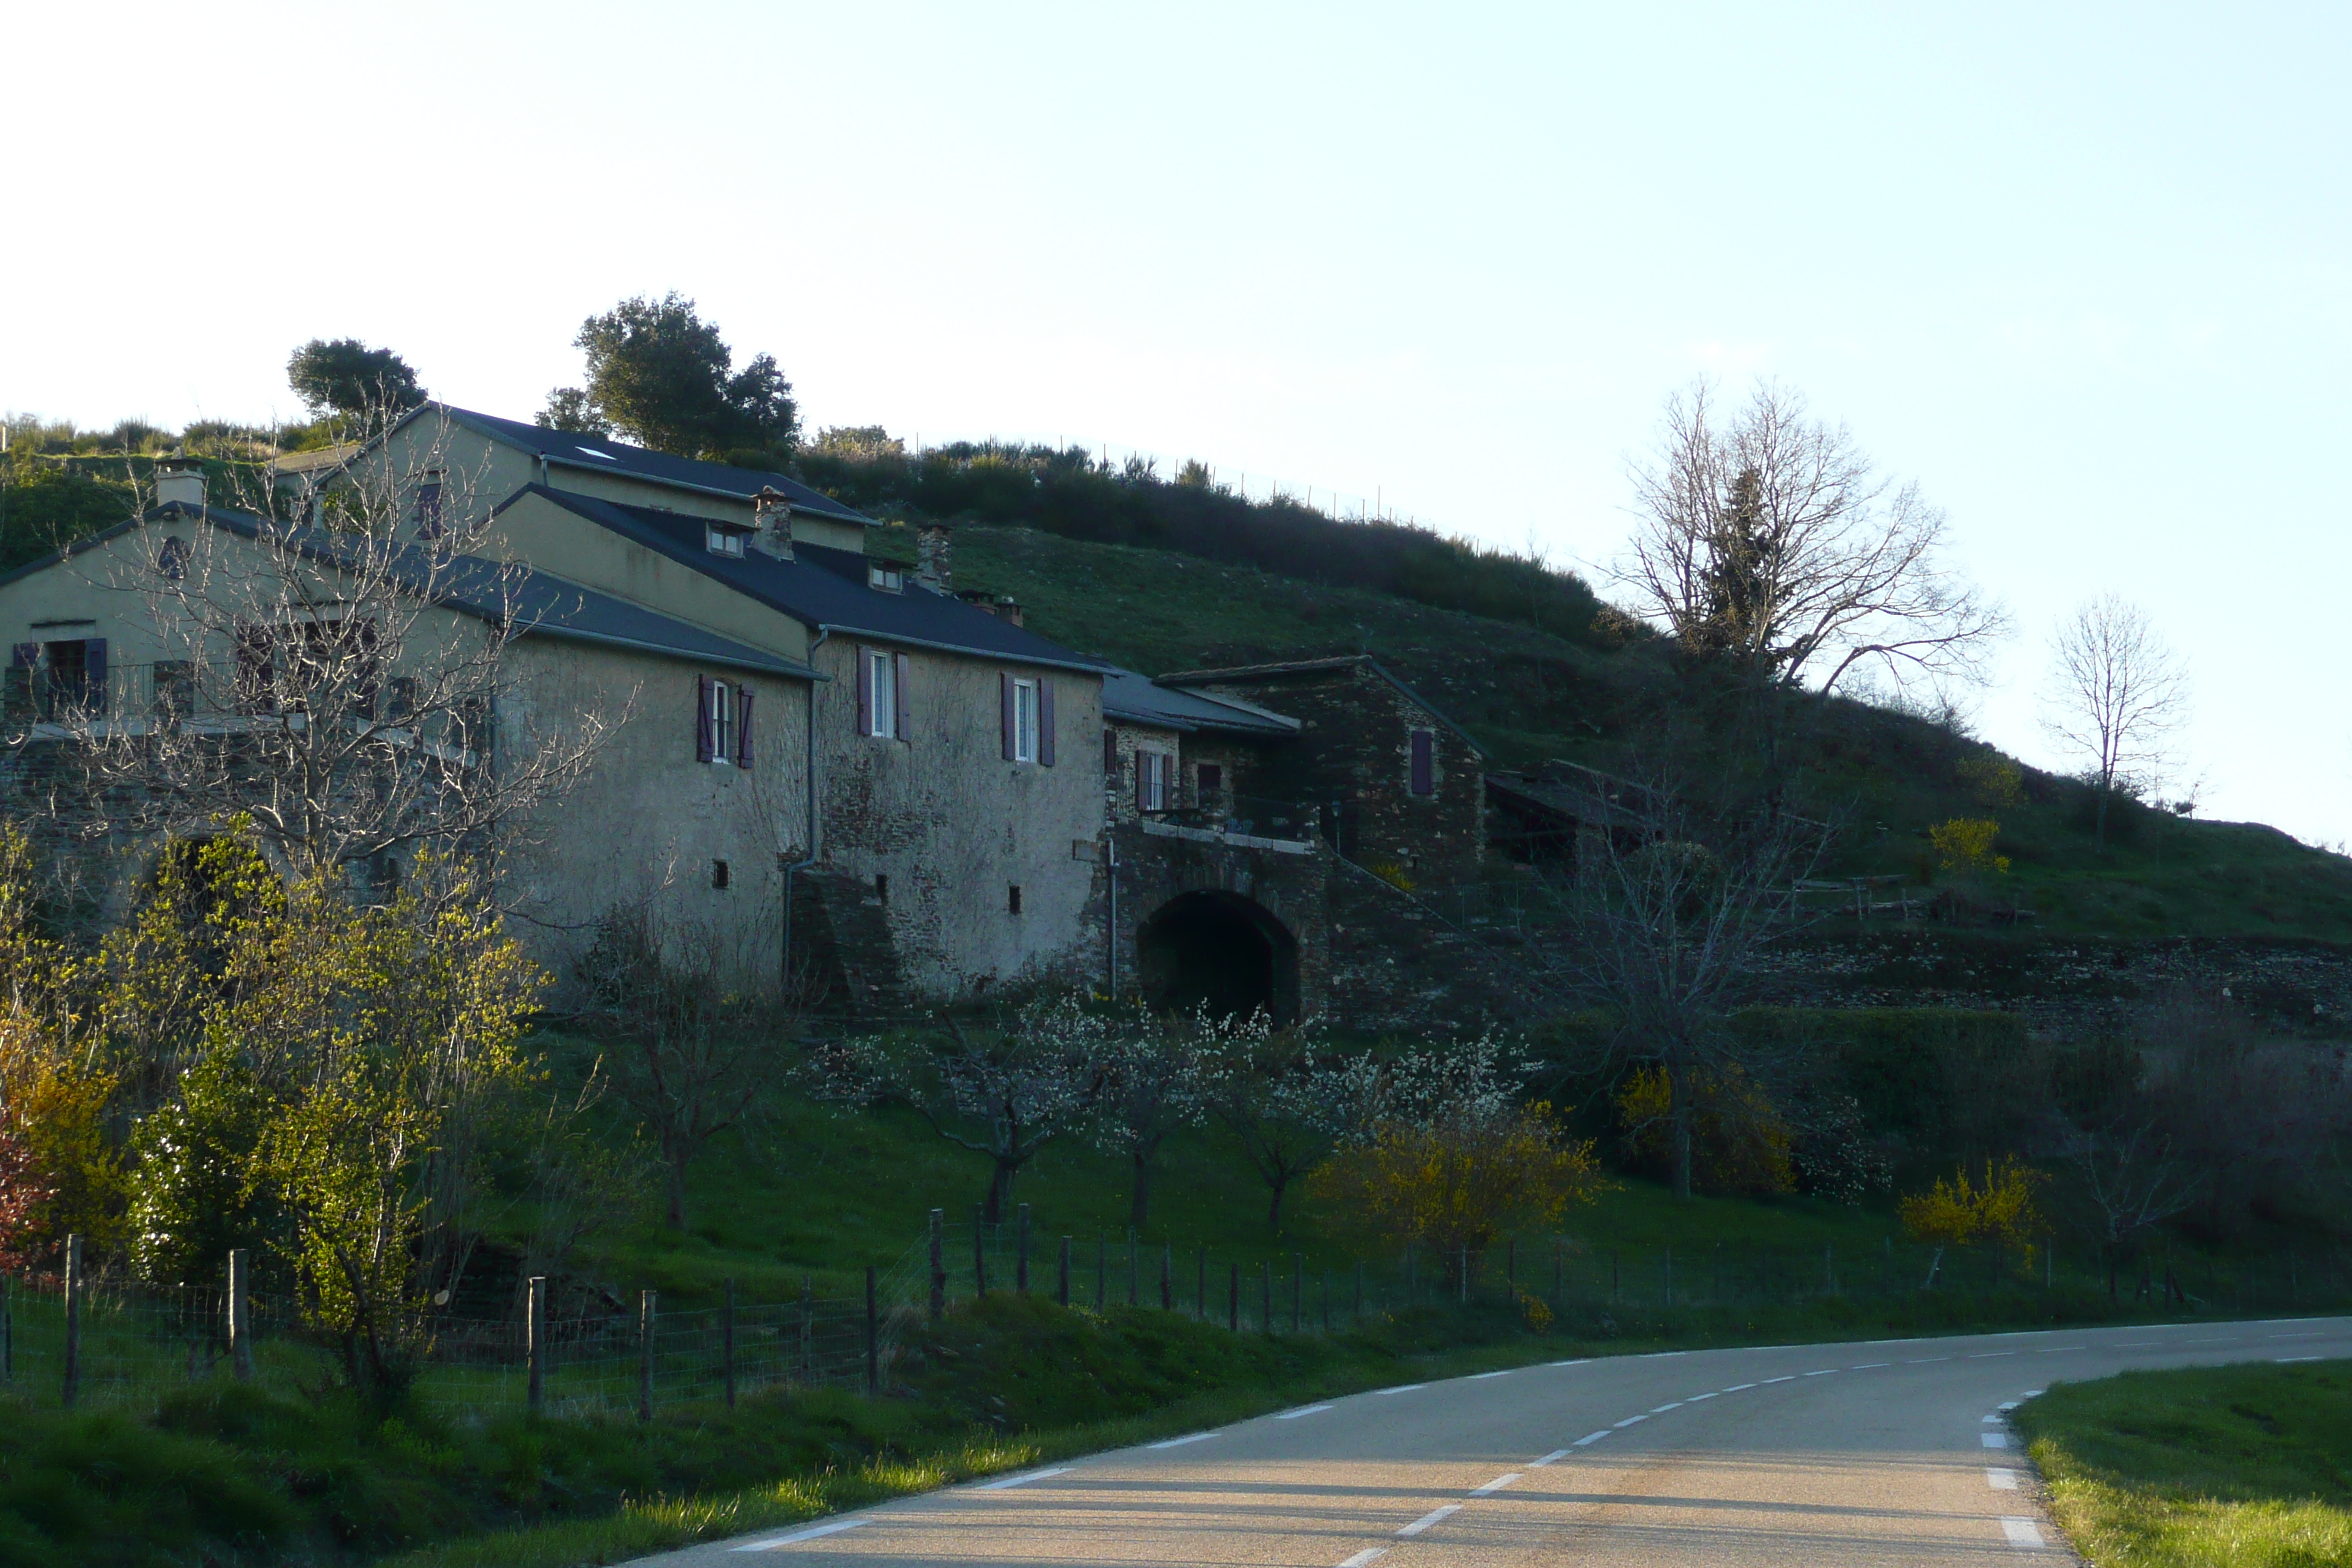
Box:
[1373,1384,1425,1396]
[1275,1404,1334,1420]
[1982,1414,2004,1424]
[1651,1401,1684,1412]
[1761,1376,1795,1384]
[1147,1432,1218,1449]
[1398,1504,1462,1537]
[1573,1431,1611,1446]
[2000,1516,2046,1548]
[1986,1469,2020,1490]
[1907,1357,1952,1364]
[2032,1346,2084,1353]
[734,1519,868,1550]
[1471,1473,1522,1495]
[1471,1370,1514,1380]
[1849,1362,1890,1369]
[1970,1352,2019,1359]
[1531,1449,1570,1466]
[1549,1358,1591,1367]
[2022,1390,2044,1398]
[1722,1382,1756,1392]
[1803,1369,1836,1376]
[2279,1356,2324,1363]
[1998,1401,2019,1411]
[1613,1414,1649,1427]
[1982,1433,2010,1450]
[1687,1392,1719,1401]
[976,1467,1072,1490]
[1338,1550,1389,1568]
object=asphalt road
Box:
[652,1316,2352,1568]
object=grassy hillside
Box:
[941,523,2352,942]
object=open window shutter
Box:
[735,687,755,768]
[1038,678,1055,766]
[696,674,715,763]
[893,652,911,745]
[85,638,107,715]
[1409,729,1434,796]
[856,649,873,736]
[1134,750,1146,808]
[1000,672,1016,761]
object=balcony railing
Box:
[1139,792,1327,845]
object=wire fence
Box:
[11,1218,2348,1420]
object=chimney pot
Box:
[750,486,794,560]
[916,524,953,591]
[155,455,206,510]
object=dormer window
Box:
[706,524,749,557]
[868,564,903,592]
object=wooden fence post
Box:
[1017,1205,1031,1295]
[722,1278,737,1407]
[865,1266,878,1395]
[227,1248,253,1382]
[928,1209,945,1321]
[638,1289,657,1422]
[1458,1246,1468,1305]
[62,1234,83,1410]
[526,1275,546,1416]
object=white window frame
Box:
[1013,677,1039,764]
[867,563,903,592]
[708,677,734,765]
[867,649,897,739]
[706,524,747,557]
[1139,749,1169,811]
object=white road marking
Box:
[2022,1390,2044,1398]
[2032,1346,2084,1353]
[2116,1341,2160,1347]
[1761,1376,1795,1384]
[1722,1382,1756,1392]
[1573,1431,1611,1446]
[1531,1449,1571,1466]
[1613,1414,1649,1427]
[1998,1401,2019,1411]
[1687,1392,1719,1401]
[2279,1356,2324,1363]
[2271,1332,2328,1340]
[1651,1402,1683,1412]
[1471,1370,1513,1380]
[1907,1357,1952,1364]
[2185,1336,2235,1343]
[1850,1362,1890,1369]
[1338,1550,1389,1568]
[1970,1352,2019,1359]
[1982,1433,2010,1449]
[1398,1504,1462,1537]
[1276,1404,1335,1420]
[2000,1516,2046,1548]
[1471,1473,1523,1495]
[976,1468,1073,1490]
[1803,1369,1836,1376]
[1373,1384,1425,1396]
[1986,1469,2019,1490]
[1982,1415,2003,1423]
[734,1519,867,1549]
[1147,1432,1218,1449]
[1549,1358,1591,1367]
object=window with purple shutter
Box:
[1409,728,1435,796]
[856,647,874,736]
[696,674,715,763]
[1000,671,1015,761]
[735,687,755,768]
[1038,678,1055,766]
[893,652,911,744]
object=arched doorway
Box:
[1136,890,1299,1023]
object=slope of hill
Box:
[939,522,2352,943]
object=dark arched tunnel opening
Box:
[1136,890,1300,1024]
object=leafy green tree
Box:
[286,338,427,419]
[541,293,798,459]
[126,1041,279,1287]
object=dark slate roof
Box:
[500,485,1107,671]
[423,404,870,523]
[1156,654,1490,758]
[149,502,818,681]
[1100,668,1300,736]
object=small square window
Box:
[712,859,731,890]
[867,564,903,592]
[1007,884,1022,915]
[1013,679,1039,764]
[706,524,747,557]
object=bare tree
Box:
[2040,595,2188,849]
[2061,1117,2204,1301]
[1089,1006,1224,1232]
[571,902,796,1232]
[804,992,1107,1221]
[1616,380,2004,755]
[1203,1013,1357,1232]
[1538,771,1833,1199]
[32,404,614,894]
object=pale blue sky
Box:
[6,2,2345,843]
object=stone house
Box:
[4,405,1533,1028]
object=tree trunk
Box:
[664,1156,690,1232]
[1266,1169,1292,1231]
[2095,783,2111,852]
[984,1158,1014,1224]
[1131,1147,1152,1232]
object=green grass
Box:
[2017,1360,2352,1567]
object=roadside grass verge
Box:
[2016,1359,2352,1567]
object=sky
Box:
[4,1,2346,845]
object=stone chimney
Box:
[155,455,206,510]
[750,486,794,560]
[916,524,952,591]
[995,596,1023,628]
